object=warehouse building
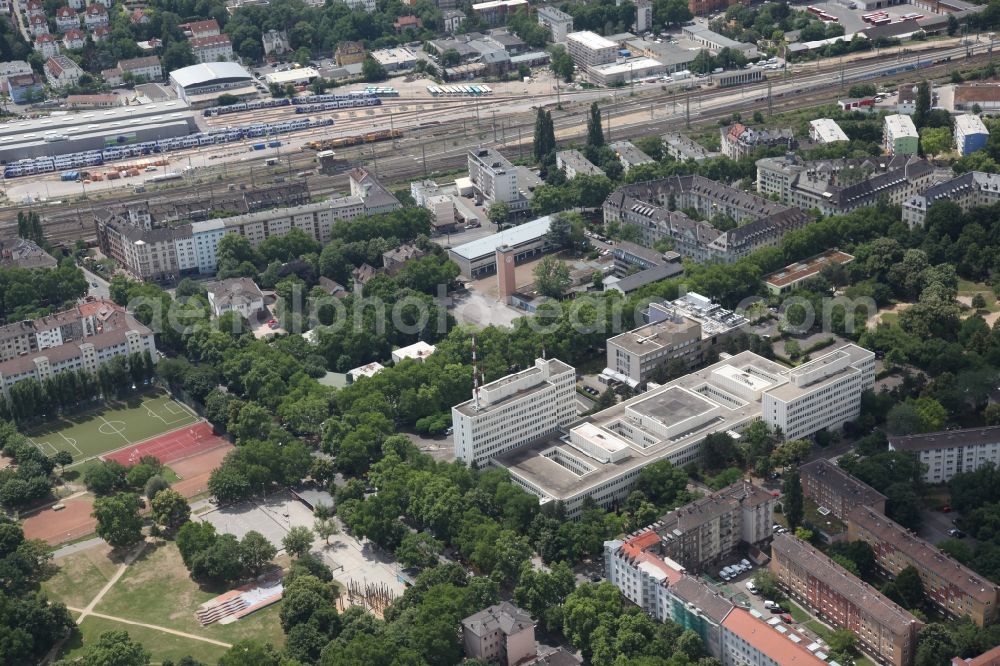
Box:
[586,57,666,86]
[169,61,256,105]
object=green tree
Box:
[947,13,959,36]
[587,102,604,148]
[143,474,169,501]
[972,292,987,310]
[52,450,73,474]
[827,628,857,656]
[533,256,571,298]
[487,201,510,226]
[886,565,925,609]
[283,525,315,558]
[314,515,338,544]
[217,640,282,666]
[239,530,277,576]
[533,109,556,162]
[914,81,931,129]
[771,439,812,468]
[915,624,956,666]
[395,531,442,569]
[362,58,387,82]
[782,470,804,531]
[78,630,150,666]
[149,489,190,531]
[546,212,587,252]
[550,44,574,82]
[92,493,144,550]
[920,126,952,156]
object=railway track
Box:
[3,42,988,245]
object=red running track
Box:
[102,421,229,466]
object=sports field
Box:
[25,393,199,466]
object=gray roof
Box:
[205,277,263,308]
[607,263,683,293]
[890,425,1000,453]
[449,216,552,261]
[671,575,735,623]
[169,61,251,88]
[462,602,533,637]
[0,238,57,269]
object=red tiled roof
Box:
[722,609,827,664]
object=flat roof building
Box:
[610,140,655,172]
[169,61,254,104]
[585,57,666,86]
[889,425,1000,484]
[263,67,319,86]
[681,25,757,57]
[566,30,617,67]
[556,149,605,179]
[452,357,576,468]
[884,114,919,156]
[537,5,573,43]
[496,344,873,516]
[763,250,854,295]
[447,215,553,278]
[370,47,417,71]
[771,533,921,666]
[809,118,849,144]
[391,340,436,364]
[954,113,989,156]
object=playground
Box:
[25,393,200,466]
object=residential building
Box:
[442,9,465,33]
[393,14,422,32]
[101,67,123,86]
[889,425,1000,484]
[720,607,827,666]
[953,645,1000,666]
[771,533,921,666]
[461,602,535,666]
[391,341,436,365]
[496,344,873,517]
[262,29,290,56]
[603,176,811,264]
[0,238,56,269]
[119,56,162,81]
[604,530,688,621]
[720,123,796,160]
[763,250,855,296]
[204,277,265,319]
[756,154,936,218]
[847,506,1000,627]
[566,30,617,67]
[633,0,652,32]
[34,33,60,58]
[954,113,989,156]
[190,35,233,63]
[44,54,84,88]
[381,242,426,276]
[55,6,79,32]
[348,167,400,215]
[4,73,43,103]
[334,41,365,66]
[471,0,528,27]
[610,140,655,173]
[808,118,849,144]
[91,25,109,42]
[83,3,109,29]
[604,293,746,386]
[884,114,919,156]
[467,147,526,210]
[28,14,48,37]
[901,171,1000,228]
[186,18,220,37]
[556,149,605,179]
[25,0,43,18]
[0,299,157,397]
[62,28,86,50]
[663,132,713,162]
[537,5,573,43]
[447,215,553,278]
[451,357,576,468]
[0,60,32,88]
[681,24,757,57]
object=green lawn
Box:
[958,280,999,312]
[787,601,812,624]
[804,497,845,536]
[24,392,198,466]
[804,619,832,640]
[42,543,119,609]
[60,615,230,664]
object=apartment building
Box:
[720,607,827,666]
[537,5,573,43]
[190,35,233,63]
[556,149,605,179]
[954,114,989,156]
[186,18,220,37]
[884,114,919,156]
[44,54,83,88]
[471,0,527,27]
[799,458,886,520]
[604,293,746,386]
[771,534,921,666]
[451,357,577,468]
[34,33,60,58]
[119,55,162,81]
[720,123,795,160]
[467,148,529,211]
[610,140,655,173]
[847,506,999,627]
[461,602,536,666]
[0,60,32,88]
[901,171,1000,228]
[756,154,936,218]
[566,31,617,67]
[204,277,265,319]
[0,300,157,396]
[54,6,78,32]
[381,242,426,276]
[83,3,109,29]
[889,425,1000,484]
[808,118,849,144]
[663,132,713,162]
[603,176,811,264]
[954,645,1000,666]
[496,345,872,518]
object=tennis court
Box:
[25,393,200,466]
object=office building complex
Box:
[556,149,605,179]
[447,215,553,279]
[495,344,872,517]
[847,506,999,627]
[901,171,1000,228]
[954,114,989,156]
[755,154,935,217]
[452,357,576,468]
[537,5,573,42]
[889,425,1000,484]
[0,299,156,396]
[771,534,921,666]
[884,114,919,156]
[603,176,811,264]
[799,458,886,521]
[566,30,617,67]
[604,293,746,386]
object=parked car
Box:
[780,613,793,624]
[745,580,756,591]
[763,600,779,610]
[719,570,730,581]
[949,528,966,538]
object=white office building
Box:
[808,118,848,144]
[452,357,576,468]
[566,30,617,67]
[537,5,573,43]
[889,425,1000,483]
[467,147,520,205]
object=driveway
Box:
[919,507,972,547]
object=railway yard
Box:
[0,36,987,247]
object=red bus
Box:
[862,11,888,22]
[807,5,824,15]
[871,16,892,25]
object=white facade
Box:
[808,118,848,144]
[763,346,875,441]
[452,357,576,468]
[537,5,573,43]
[633,0,652,32]
[468,148,519,204]
[566,31,617,67]
[190,36,234,63]
[120,56,162,80]
[889,426,1000,483]
[883,114,919,156]
[191,220,226,274]
[34,35,60,58]
[0,60,32,87]
[604,537,684,620]
[556,149,605,179]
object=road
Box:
[81,265,110,300]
